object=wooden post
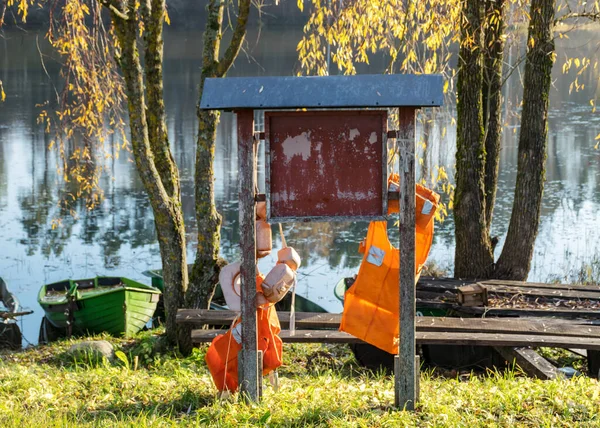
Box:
[395,108,417,410]
[237,109,260,401]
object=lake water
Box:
[1,24,599,345]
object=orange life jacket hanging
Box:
[339,184,439,354]
[205,275,283,392]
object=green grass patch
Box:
[1,332,599,427]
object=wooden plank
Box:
[481,279,600,293]
[397,108,417,410]
[417,277,600,300]
[484,285,600,301]
[568,348,587,358]
[178,310,600,337]
[417,277,475,291]
[417,332,600,349]
[192,329,600,350]
[415,317,600,339]
[192,329,361,343]
[454,306,600,319]
[237,109,260,402]
[494,347,563,380]
[177,309,342,329]
[417,277,600,294]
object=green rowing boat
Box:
[38,277,161,337]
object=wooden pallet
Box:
[415,277,600,318]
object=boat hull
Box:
[38,277,161,337]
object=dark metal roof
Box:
[199,74,444,110]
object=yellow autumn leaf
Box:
[595,133,600,140]
[297,0,304,12]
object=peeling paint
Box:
[336,190,376,201]
[282,132,312,163]
[369,132,378,144]
[349,128,361,141]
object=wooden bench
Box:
[177,309,600,349]
[177,309,600,379]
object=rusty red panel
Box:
[265,110,387,220]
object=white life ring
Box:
[219,262,242,311]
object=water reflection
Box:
[0,25,599,345]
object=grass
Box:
[1,331,600,427]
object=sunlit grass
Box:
[1,332,600,427]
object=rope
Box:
[279,223,298,336]
[289,276,297,337]
[278,223,287,248]
[278,223,296,336]
[221,313,241,395]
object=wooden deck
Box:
[177,276,600,378]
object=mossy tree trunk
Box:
[454,0,554,281]
[186,0,251,312]
[109,0,189,348]
[482,0,506,234]
[453,0,495,279]
[495,0,555,280]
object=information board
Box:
[265,110,387,222]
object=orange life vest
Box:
[339,184,439,354]
[205,275,283,392]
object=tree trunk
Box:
[482,0,506,234]
[188,106,223,309]
[454,0,495,279]
[495,0,555,280]
[188,0,251,310]
[110,0,188,346]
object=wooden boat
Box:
[333,277,449,317]
[1,277,20,314]
[38,277,161,338]
[142,268,327,313]
[1,277,33,349]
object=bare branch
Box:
[100,0,129,21]
[36,35,60,104]
[217,0,251,76]
[555,12,600,25]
